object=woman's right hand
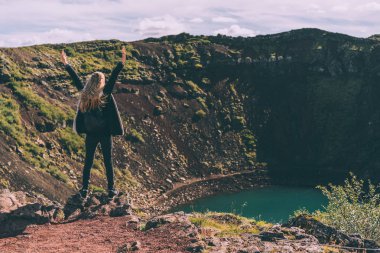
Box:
[61,50,68,65]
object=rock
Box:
[116,241,142,253]
[125,215,140,230]
[63,192,132,220]
[153,105,163,115]
[145,211,189,230]
[0,190,63,237]
[186,242,205,252]
[285,214,379,249]
[259,227,285,242]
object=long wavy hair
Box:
[79,71,106,112]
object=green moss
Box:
[57,127,84,155]
[232,116,246,129]
[48,166,69,183]
[193,109,207,121]
[90,185,105,193]
[189,212,270,237]
[0,177,10,188]
[8,81,70,122]
[0,93,25,144]
[65,47,76,56]
[196,97,208,110]
[185,80,205,96]
[125,128,145,143]
[115,167,139,191]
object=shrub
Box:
[65,47,76,56]
[316,173,380,242]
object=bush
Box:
[316,173,380,242]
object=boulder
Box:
[285,214,379,249]
[0,190,63,238]
[63,192,132,220]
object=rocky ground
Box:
[1,189,379,253]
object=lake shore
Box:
[149,168,271,214]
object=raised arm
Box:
[61,50,84,90]
[103,47,126,95]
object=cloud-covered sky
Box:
[0,0,379,47]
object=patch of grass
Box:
[9,81,69,122]
[0,177,10,188]
[189,212,271,238]
[90,185,105,193]
[115,167,139,191]
[48,166,69,183]
[125,128,145,143]
[193,109,206,121]
[0,93,25,144]
[196,97,208,110]
[57,127,84,155]
[0,93,48,168]
[185,80,205,96]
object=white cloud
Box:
[0,28,93,47]
[213,25,257,37]
[0,0,380,47]
[134,15,186,37]
[189,17,204,23]
[359,1,380,11]
[211,16,238,23]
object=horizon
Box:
[0,27,376,49]
[1,0,379,48]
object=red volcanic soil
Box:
[0,216,193,253]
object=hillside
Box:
[0,28,380,205]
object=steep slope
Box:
[0,35,260,204]
[0,28,380,204]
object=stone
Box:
[284,214,379,249]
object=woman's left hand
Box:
[121,46,126,65]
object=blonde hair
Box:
[79,72,106,112]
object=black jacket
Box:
[65,62,125,136]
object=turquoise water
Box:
[173,186,327,223]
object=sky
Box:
[0,0,379,47]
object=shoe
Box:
[79,188,88,200]
[108,188,118,199]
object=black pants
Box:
[82,133,114,190]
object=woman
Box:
[61,47,126,200]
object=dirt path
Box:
[154,169,264,203]
[0,216,193,253]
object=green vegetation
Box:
[185,80,205,96]
[0,93,47,168]
[240,129,257,164]
[9,81,71,122]
[189,212,271,237]
[0,93,25,144]
[47,166,69,183]
[193,109,206,121]
[57,127,84,155]
[89,185,106,193]
[125,128,145,143]
[295,173,380,242]
[317,173,380,242]
[115,167,139,191]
